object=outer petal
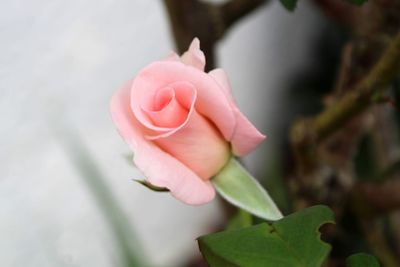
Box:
[180,38,206,70]
[163,51,181,62]
[209,68,266,156]
[154,109,230,180]
[131,61,236,142]
[110,81,215,205]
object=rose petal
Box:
[209,68,266,156]
[131,81,197,136]
[180,37,206,70]
[143,81,198,140]
[130,80,196,134]
[110,81,215,205]
[230,114,266,156]
[208,69,235,103]
[154,109,230,180]
[141,86,188,128]
[163,51,181,62]
[131,61,236,141]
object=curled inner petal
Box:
[141,87,188,128]
[154,87,174,111]
[144,81,198,140]
[138,80,230,180]
[131,61,236,140]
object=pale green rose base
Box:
[134,156,283,221]
[212,157,283,221]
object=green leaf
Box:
[198,205,334,267]
[226,209,253,231]
[346,253,380,267]
[280,0,298,11]
[133,179,169,192]
[346,0,368,6]
[212,157,283,221]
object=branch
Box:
[315,33,400,141]
[351,178,400,217]
[360,220,400,267]
[220,0,267,30]
[291,32,400,174]
[163,0,269,70]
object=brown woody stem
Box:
[163,0,268,70]
[292,32,400,174]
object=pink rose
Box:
[110,38,265,205]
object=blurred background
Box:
[2,0,400,266]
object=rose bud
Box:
[110,38,265,205]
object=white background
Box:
[0,1,322,266]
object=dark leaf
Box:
[198,205,334,267]
[279,0,298,11]
[133,179,169,192]
[346,253,380,267]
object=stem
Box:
[315,32,400,141]
[361,220,400,267]
[163,0,269,70]
[59,130,146,267]
[351,178,400,217]
[221,0,267,30]
[292,32,400,174]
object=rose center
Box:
[141,86,188,128]
[152,87,173,111]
